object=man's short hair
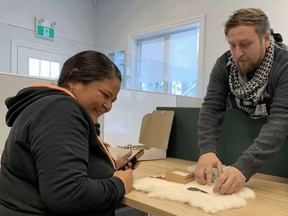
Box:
[224,8,270,38]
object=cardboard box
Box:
[108,110,174,161]
[166,169,194,184]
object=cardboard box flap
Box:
[138,110,174,149]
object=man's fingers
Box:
[195,168,213,185]
[205,169,213,185]
[217,163,224,176]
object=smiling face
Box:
[70,77,121,124]
[227,25,270,74]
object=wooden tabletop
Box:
[122,158,288,216]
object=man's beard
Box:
[235,57,262,74]
[236,60,255,74]
[235,46,266,74]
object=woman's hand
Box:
[115,150,133,170]
[114,169,133,193]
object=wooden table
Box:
[122,158,288,216]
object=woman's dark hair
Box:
[58,50,122,88]
[270,28,288,51]
[270,28,283,43]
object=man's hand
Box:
[213,166,246,195]
[195,152,223,185]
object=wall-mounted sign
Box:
[35,17,56,40]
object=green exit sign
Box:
[37,25,54,40]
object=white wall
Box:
[93,0,288,93]
[0,0,97,44]
[0,0,98,72]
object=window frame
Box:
[128,15,206,98]
[11,40,72,78]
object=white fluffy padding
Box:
[133,177,255,213]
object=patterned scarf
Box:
[228,37,275,118]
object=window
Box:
[29,58,60,79]
[107,50,126,88]
[127,15,205,98]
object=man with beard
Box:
[195,8,288,195]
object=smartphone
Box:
[117,149,144,171]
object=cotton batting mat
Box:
[133,177,255,213]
